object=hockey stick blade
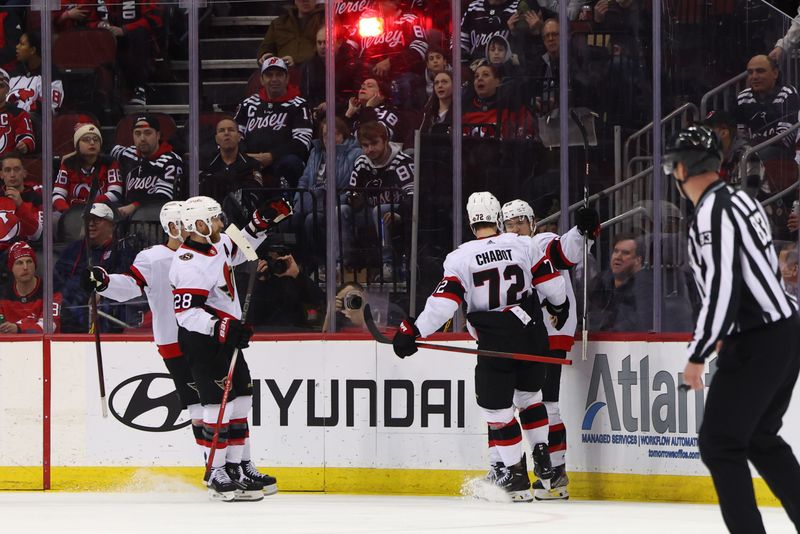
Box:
[362,304,571,366]
[224,224,259,262]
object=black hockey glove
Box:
[214,317,253,349]
[543,298,570,330]
[575,207,601,239]
[393,318,420,358]
[81,266,109,292]
[248,198,293,234]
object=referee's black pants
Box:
[698,316,800,534]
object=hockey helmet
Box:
[467,191,502,232]
[181,196,223,238]
[159,200,184,241]
[662,125,723,179]
[501,199,535,228]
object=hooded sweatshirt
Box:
[349,142,414,208]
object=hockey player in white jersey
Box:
[82,201,205,454]
[392,192,570,502]
[169,195,291,501]
[500,199,600,500]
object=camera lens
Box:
[345,294,363,310]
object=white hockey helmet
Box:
[159,201,184,241]
[466,191,502,232]
[501,199,535,228]
[181,196,223,238]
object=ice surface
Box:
[1,490,796,534]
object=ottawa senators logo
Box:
[179,253,193,261]
[220,264,236,300]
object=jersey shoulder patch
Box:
[179,252,194,261]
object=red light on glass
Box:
[359,17,384,38]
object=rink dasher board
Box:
[0,337,798,503]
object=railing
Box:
[739,121,800,182]
[623,103,698,180]
[699,72,748,118]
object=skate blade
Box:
[262,483,278,496]
[534,487,569,501]
[509,489,533,503]
[208,488,236,502]
[234,489,265,502]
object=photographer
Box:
[242,240,324,331]
[323,282,367,332]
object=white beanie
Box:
[74,123,102,149]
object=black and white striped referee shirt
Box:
[686,180,797,362]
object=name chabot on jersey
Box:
[475,248,513,266]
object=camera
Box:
[344,292,363,310]
[260,233,296,276]
[265,255,289,275]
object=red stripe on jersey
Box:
[157,343,182,359]
[489,436,523,447]
[549,423,566,433]
[548,238,576,269]
[230,418,248,425]
[206,306,237,321]
[548,335,574,351]
[532,272,560,285]
[197,439,229,449]
[128,265,147,288]
[173,288,210,296]
[521,419,548,431]
[487,419,518,428]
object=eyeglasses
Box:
[80,135,101,144]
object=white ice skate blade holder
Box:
[208,488,236,502]
[224,224,259,262]
[234,489,265,502]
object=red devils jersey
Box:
[335,0,377,38]
[462,96,535,140]
[0,277,61,333]
[0,189,42,248]
[53,154,123,212]
[97,0,164,34]
[0,104,34,156]
[345,10,428,78]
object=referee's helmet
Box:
[662,125,723,179]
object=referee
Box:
[663,125,800,534]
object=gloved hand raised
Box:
[249,198,293,233]
[576,207,601,239]
[214,317,253,349]
[393,318,420,358]
[81,266,110,292]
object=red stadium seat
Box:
[115,113,178,147]
[53,30,117,70]
[52,112,101,158]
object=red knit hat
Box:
[7,241,36,271]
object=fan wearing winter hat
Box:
[52,122,123,213]
[0,241,60,333]
[0,68,36,156]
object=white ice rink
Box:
[2,491,796,534]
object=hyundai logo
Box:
[109,373,189,432]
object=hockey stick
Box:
[363,304,572,366]
[570,109,591,362]
[204,224,260,482]
[83,178,108,418]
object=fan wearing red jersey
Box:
[0,152,42,250]
[0,242,60,333]
[0,68,34,156]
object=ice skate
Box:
[225,463,265,501]
[533,464,569,500]
[242,460,278,496]
[207,466,237,502]
[484,461,505,484]
[531,443,555,491]
[494,459,532,503]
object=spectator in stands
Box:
[462,63,534,139]
[54,202,136,333]
[325,282,367,332]
[9,32,64,118]
[704,110,764,198]
[423,46,449,101]
[0,8,23,72]
[53,124,123,213]
[294,116,362,264]
[340,0,427,106]
[419,71,453,135]
[300,26,326,113]
[591,0,635,31]
[200,117,265,228]
[779,244,798,296]
[345,78,400,141]
[234,57,313,189]
[769,4,800,63]
[246,247,324,331]
[588,232,652,332]
[0,152,42,248]
[345,121,414,278]
[0,68,34,156]
[111,114,183,218]
[257,0,325,68]
[0,241,60,333]
[55,0,163,105]
[460,0,517,65]
[535,17,560,115]
[484,34,522,78]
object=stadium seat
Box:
[52,112,101,158]
[52,30,117,113]
[115,113,178,147]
